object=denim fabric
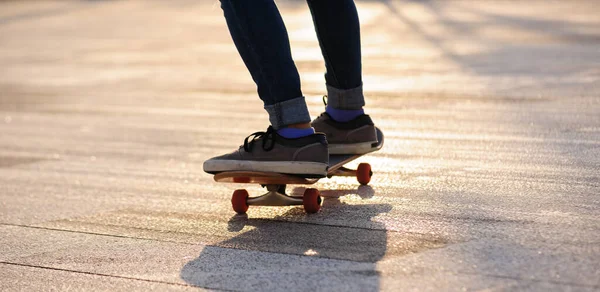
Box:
[306,0,363,92]
[326,84,365,110]
[220,0,364,127]
[264,96,311,129]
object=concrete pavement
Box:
[1,0,599,291]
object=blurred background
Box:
[2,1,598,113]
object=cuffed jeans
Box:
[220,0,365,129]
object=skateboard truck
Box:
[225,163,372,214]
[327,164,373,185]
[232,185,322,214]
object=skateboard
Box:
[214,128,384,214]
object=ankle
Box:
[277,126,315,139]
[325,105,365,122]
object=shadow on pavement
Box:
[0,1,102,26]
[283,0,598,92]
[180,199,393,290]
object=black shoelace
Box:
[243,126,276,152]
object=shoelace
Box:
[243,126,276,152]
[310,95,328,123]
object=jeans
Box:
[220,0,365,129]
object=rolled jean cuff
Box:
[264,96,311,130]
[326,84,365,110]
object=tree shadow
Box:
[378,0,599,93]
[0,1,103,26]
[283,0,599,92]
[180,199,393,291]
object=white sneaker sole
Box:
[328,140,378,155]
[204,159,328,176]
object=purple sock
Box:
[326,105,364,122]
[277,127,315,139]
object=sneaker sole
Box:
[328,140,379,155]
[204,160,328,177]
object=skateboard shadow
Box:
[180,200,393,291]
[292,184,376,199]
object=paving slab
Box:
[0,263,201,292]
[1,226,379,291]
[0,0,599,291]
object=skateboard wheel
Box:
[357,163,373,185]
[303,188,321,214]
[231,189,249,214]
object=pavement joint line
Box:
[11,207,597,245]
[1,222,177,243]
[0,83,573,101]
[0,223,401,264]
[5,259,598,290]
[2,211,425,236]
[0,261,232,291]
[67,87,568,101]
[456,271,600,289]
[3,218,597,263]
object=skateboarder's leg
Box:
[220,0,310,131]
[307,0,364,114]
[307,0,379,154]
[204,0,328,177]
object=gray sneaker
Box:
[311,112,378,155]
[203,126,329,178]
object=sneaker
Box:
[311,112,378,155]
[203,126,329,178]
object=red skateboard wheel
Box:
[231,189,249,214]
[303,188,321,214]
[357,163,372,185]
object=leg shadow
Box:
[181,201,393,291]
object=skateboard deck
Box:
[214,127,384,214]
